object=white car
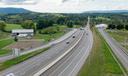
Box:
[6,73,15,76]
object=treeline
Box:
[85,13,128,30]
[0,13,89,33]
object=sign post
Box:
[12,48,20,57]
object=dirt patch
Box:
[6,40,44,51]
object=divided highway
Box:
[0,28,87,76]
[37,26,93,76]
[1,17,93,76]
[99,29,128,75]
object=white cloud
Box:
[0,0,128,13]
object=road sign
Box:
[12,48,20,57]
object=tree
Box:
[0,21,6,31]
[36,19,54,29]
[125,25,128,30]
[22,20,36,32]
[107,24,116,29]
[116,24,124,30]
[67,21,73,28]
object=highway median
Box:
[78,28,124,76]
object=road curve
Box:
[98,29,128,75]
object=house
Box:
[12,29,34,38]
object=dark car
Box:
[66,41,70,44]
[72,36,75,38]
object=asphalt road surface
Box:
[0,29,84,76]
[99,29,128,75]
[38,26,93,76]
[0,29,77,62]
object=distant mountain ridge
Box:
[84,10,128,13]
[0,8,30,14]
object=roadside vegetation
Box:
[0,47,50,71]
[34,24,68,42]
[78,28,123,76]
[0,39,14,56]
[5,24,23,32]
[107,30,128,51]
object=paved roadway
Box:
[0,29,83,76]
[98,29,128,75]
[0,29,77,62]
[38,25,93,76]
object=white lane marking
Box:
[49,35,88,76]
[33,31,84,76]
[68,32,93,76]
[58,31,92,76]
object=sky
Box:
[0,0,128,13]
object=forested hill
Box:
[84,10,128,14]
[0,8,30,14]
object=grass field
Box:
[5,24,23,32]
[0,39,14,49]
[0,31,10,39]
[0,39,14,56]
[78,28,123,76]
[107,30,128,51]
[34,25,68,42]
[0,47,50,71]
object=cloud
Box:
[1,0,37,5]
[0,0,128,13]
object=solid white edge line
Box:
[33,30,84,76]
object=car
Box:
[6,73,15,76]
[72,36,75,38]
[66,41,70,44]
[80,28,84,30]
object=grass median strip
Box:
[77,28,123,76]
[0,47,50,71]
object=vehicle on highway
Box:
[66,41,70,44]
[72,36,75,38]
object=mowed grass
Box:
[77,28,123,76]
[0,31,10,39]
[5,24,23,32]
[0,47,50,71]
[0,39,14,56]
[0,39,14,49]
[34,25,67,42]
[0,49,11,56]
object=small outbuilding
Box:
[12,29,34,38]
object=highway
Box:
[0,17,94,76]
[98,29,128,75]
[0,28,85,76]
[37,26,93,76]
[0,29,77,62]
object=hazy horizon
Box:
[0,0,128,13]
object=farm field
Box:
[0,24,69,55]
[5,24,23,32]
